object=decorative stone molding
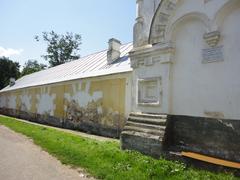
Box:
[133,17,145,47]
[165,0,177,11]
[158,12,170,23]
[204,0,212,3]
[136,0,143,19]
[202,31,223,63]
[136,16,144,23]
[203,31,221,47]
[144,57,154,66]
[130,42,175,68]
[134,0,147,47]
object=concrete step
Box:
[123,125,165,137]
[121,112,168,158]
[128,116,166,126]
[121,130,163,141]
[121,130,163,158]
[129,112,167,119]
[126,121,166,131]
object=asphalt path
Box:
[0,125,94,180]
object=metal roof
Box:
[0,42,133,92]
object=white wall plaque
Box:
[202,45,224,63]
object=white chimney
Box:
[107,38,121,64]
[9,78,15,87]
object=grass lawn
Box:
[0,115,237,180]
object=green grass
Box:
[0,116,237,180]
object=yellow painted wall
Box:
[50,85,64,118]
[89,78,125,115]
[0,73,130,129]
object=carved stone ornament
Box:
[130,42,175,68]
[204,0,212,3]
[149,0,178,45]
[158,12,170,23]
[164,0,177,11]
[202,31,223,63]
[203,31,221,47]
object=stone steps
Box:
[126,121,166,131]
[123,125,165,137]
[129,112,167,119]
[128,116,166,126]
[121,112,168,158]
[121,131,161,140]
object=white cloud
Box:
[0,47,23,57]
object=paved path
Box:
[0,125,94,180]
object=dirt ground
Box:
[0,125,94,180]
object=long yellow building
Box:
[0,39,132,138]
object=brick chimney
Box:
[107,38,121,64]
[9,78,15,87]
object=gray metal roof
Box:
[1,42,133,92]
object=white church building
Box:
[121,0,240,163]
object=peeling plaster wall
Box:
[63,77,129,137]
[20,90,31,112]
[7,94,16,110]
[0,72,131,138]
[64,81,103,109]
[0,94,7,108]
[36,87,56,116]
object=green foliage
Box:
[21,60,46,77]
[0,116,236,180]
[35,31,81,67]
[0,57,20,89]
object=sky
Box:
[0,0,136,68]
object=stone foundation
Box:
[0,108,122,138]
[1,106,240,169]
[166,115,240,163]
[63,120,121,138]
[121,132,163,158]
[120,112,240,170]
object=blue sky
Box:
[0,0,136,67]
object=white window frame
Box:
[137,77,161,106]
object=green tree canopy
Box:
[0,57,20,89]
[21,60,46,77]
[35,31,81,67]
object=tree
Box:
[21,60,46,77]
[35,31,81,67]
[0,57,20,89]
